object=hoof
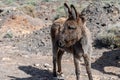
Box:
[53,73,57,77]
[53,72,64,80]
[57,72,64,80]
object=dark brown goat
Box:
[51,3,93,80]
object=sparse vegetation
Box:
[18,4,36,17]
[25,0,37,6]
[96,26,120,48]
[4,31,13,38]
[5,0,14,4]
[42,0,50,2]
[55,5,65,19]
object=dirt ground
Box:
[0,0,120,80]
[0,40,120,80]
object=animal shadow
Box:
[92,49,120,78]
[9,66,55,80]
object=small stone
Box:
[22,55,29,58]
[48,67,52,71]
[101,23,106,26]
[43,63,52,68]
[43,63,52,70]
[34,63,40,67]
[45,18,48,20]
[2,57,11,61]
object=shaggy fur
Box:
[51,3,93,80]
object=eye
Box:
[68,26,76,30]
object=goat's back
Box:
[51,17,66,41]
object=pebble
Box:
[2,57,11,61]
[22,55,29,58]
[43,63,52,70]
[43,63,52,68]
[34,63,40,67]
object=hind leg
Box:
[83,54,93,80]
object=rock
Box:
[43,63,52,68]
[81,2,120,40]
[34,63,40,67]
[43,63,52,70]
[22,55,29,58]
[2,57,11,61]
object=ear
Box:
[71,4,77,20]
[64,3,71,18]
[79,14,86,24]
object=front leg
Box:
[57,50,64,75]
[73,54,80,80]
[52,46,58,77]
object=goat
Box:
[50,3,93,80]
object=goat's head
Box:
[58,3,86,48]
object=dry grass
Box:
[18,4,36,18]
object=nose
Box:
[57,40,65,48]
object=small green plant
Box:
[3,31,13,38]
[25,0,37,6]
[5,0,15,4]
[42,0,52,2]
